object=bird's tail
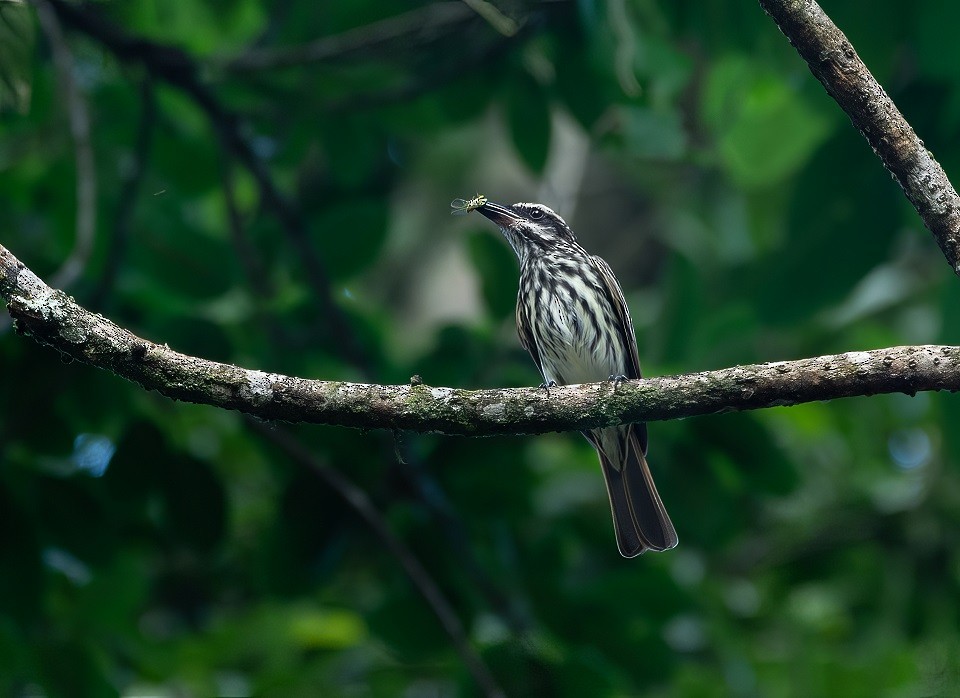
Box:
[595,426,678,557]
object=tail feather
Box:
[598,455,646,557]
[596,426,678,557]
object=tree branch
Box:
[248,420,504,698]
[218,2,476,72]
[42,0,373,370]
[3,242,957,435]
[36,0,97,293]
[89,76,155,312]
[758,0,960,275]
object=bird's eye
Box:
[529,208,544,220]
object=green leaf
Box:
[160,452,227,553]
[750,127,900,324]
[288,607,366,649]
[0,485,42,626]
[698,413,799,496]
[619,106,687,160]
[113,0,265,53]
[411,325,499,388]
[703,55,834,188]
[256,469,349,595]
[554,42,614,128]
[318,115,386,188]
[504,74,552,174]
[0,0,34,114]
[466,228,517,321]
[39,639,118,698]
[916,5,960,82]
[312,196,388,279]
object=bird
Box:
[471,198,678,557]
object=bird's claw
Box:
[608,374,628,391]
[538,380,558,397]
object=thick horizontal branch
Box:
[2,243,958,435]
[758,0,960,275]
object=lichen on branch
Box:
[2,243,958,436]
[759,0,960,274]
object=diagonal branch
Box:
[3,242,958,436]
[758,0,960,275]
[30,2,528,635]
[42,0,372,370]
[35,0,97,293]
[89,76,155,312]
[218,2,476,72]
[248,420,505,698]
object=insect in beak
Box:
[450,194,488,216]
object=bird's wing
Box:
[589,255,642,379]
[590,254,648,455]
[516,292,546,380]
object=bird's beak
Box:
[476,200,522,228]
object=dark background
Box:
[2,1,960,695]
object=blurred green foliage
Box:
[2,0,960,695]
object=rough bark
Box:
[3,243,957,436]
[759,0,960,274]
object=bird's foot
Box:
[608,374,628,392]
[538,380,558,397]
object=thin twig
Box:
[322,21,531,113]
[89,76,155,311]
[216,0,534,622]
[44,0,373,371]
[220,157,298,348]
[41,0,521,628]
[1,0,96,334]
[391,435,533,635]
[247,419,505,698]
[36,0,97,291]
[758,0,960,274]
[219,2,475,72]
[460,0,519,37]
[3,241,959,436]
[0,0,35,114]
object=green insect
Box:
[450,194,487,216]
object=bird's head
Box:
[476,200,577,261]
